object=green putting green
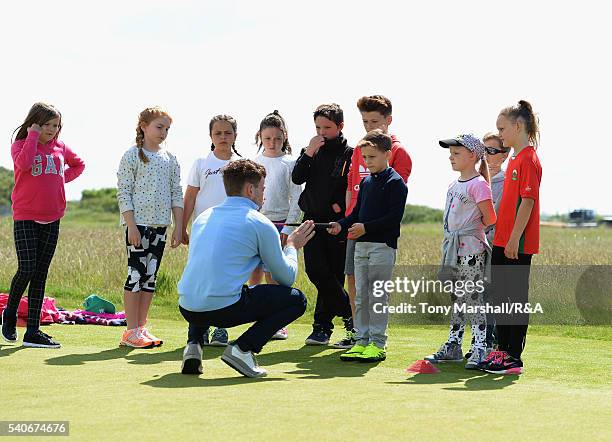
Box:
[1,322,610,440]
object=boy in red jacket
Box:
[333,95,412,349]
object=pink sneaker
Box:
[271,327,288,340]
[482,351,524,374]
[120,328,155,348]
[481,350,505,365]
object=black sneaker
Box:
[342,316,354,331]
[331,317,356,348]
[22,330,61,349]
[483,351,523,375]
[331,328,357,349]
[1,310,18,343]
[304,327,330,345]
[210,328,229,347]
[201,327,210,346]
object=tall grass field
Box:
[1,216,610,324]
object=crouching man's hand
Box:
[286,220,316,249]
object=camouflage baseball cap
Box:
[439,134,486,159]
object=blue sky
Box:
[1,0,610,215]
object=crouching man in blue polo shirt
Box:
[178,159,315,377]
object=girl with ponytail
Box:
[249,111,302,340]
[481,100,542,375]
[116,106,184,348]
[182,114,243,348]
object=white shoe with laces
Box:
[221,343,267,378]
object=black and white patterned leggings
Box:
[447,252,487,350]
[124,225,167,293]
[6,220,60,330]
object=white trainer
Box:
[221,343,267,378]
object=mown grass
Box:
[0,323,611,441]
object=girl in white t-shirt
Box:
[250,111,302,340]
[424,134,496,369]
[182,115,241,348]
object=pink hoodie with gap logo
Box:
[10,130,85,221]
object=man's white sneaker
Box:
[181,343,203,375]
[221,343,267,378]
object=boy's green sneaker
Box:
[357,343,386,362]
[339,344,367,361]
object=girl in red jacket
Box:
[1,103,85,348]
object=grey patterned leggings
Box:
[447,253,487,350]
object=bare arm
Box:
[345,190,351,212]
[476,199,497,227]
[170,206,184,248]
[504,198,535,259]
[122,210,137,229]
[181,185,199,244]
[122,210,141,247]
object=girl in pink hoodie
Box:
[1,103,85,349]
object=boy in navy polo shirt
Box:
[328,129,407,362]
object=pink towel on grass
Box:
[1,294,125,326]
